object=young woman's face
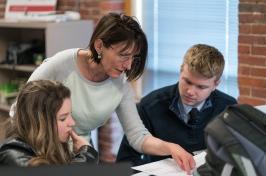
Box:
[100,42,139,78]
[56,98,75,143]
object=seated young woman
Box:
[0,80,98,166]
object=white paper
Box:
[255,105,266,113]
[132,151,207,176]
[193,151,207,168]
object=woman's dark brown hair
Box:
[89,13,148,81]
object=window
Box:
[136,0,239,98]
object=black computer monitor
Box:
[0,162,132,176]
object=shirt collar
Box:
[182,101,205,114]
[177,97,213,114]
[169,83,213,116]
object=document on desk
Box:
[132,151,207,176]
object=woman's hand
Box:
[70,130,89,153]
[142,136,195,174]
[166,142,195,174]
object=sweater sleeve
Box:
[116,100,154,165]
[115,82,151,153]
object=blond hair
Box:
[181,44,224,81]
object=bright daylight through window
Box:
[134,0,239,99]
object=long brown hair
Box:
[8,80,72,166]
[89,13,148,81]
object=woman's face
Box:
[100,42,139,78]
[56,98,75,143]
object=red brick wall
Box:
[0,0,125,163]
[238,0,266,105]
[0,0,124,23]
[57,0,125,23]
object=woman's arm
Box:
[116,83,151,152]
[117,83,195,173]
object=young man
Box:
[116,44,237,166]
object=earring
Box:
[97,53,102,60]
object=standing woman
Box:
[15,13,194,172]
[1,80,98,166]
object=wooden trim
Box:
[124,0,131,15]
[126,0,143,100]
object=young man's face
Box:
[179,64,219,107]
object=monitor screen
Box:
[0,162,132,176]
